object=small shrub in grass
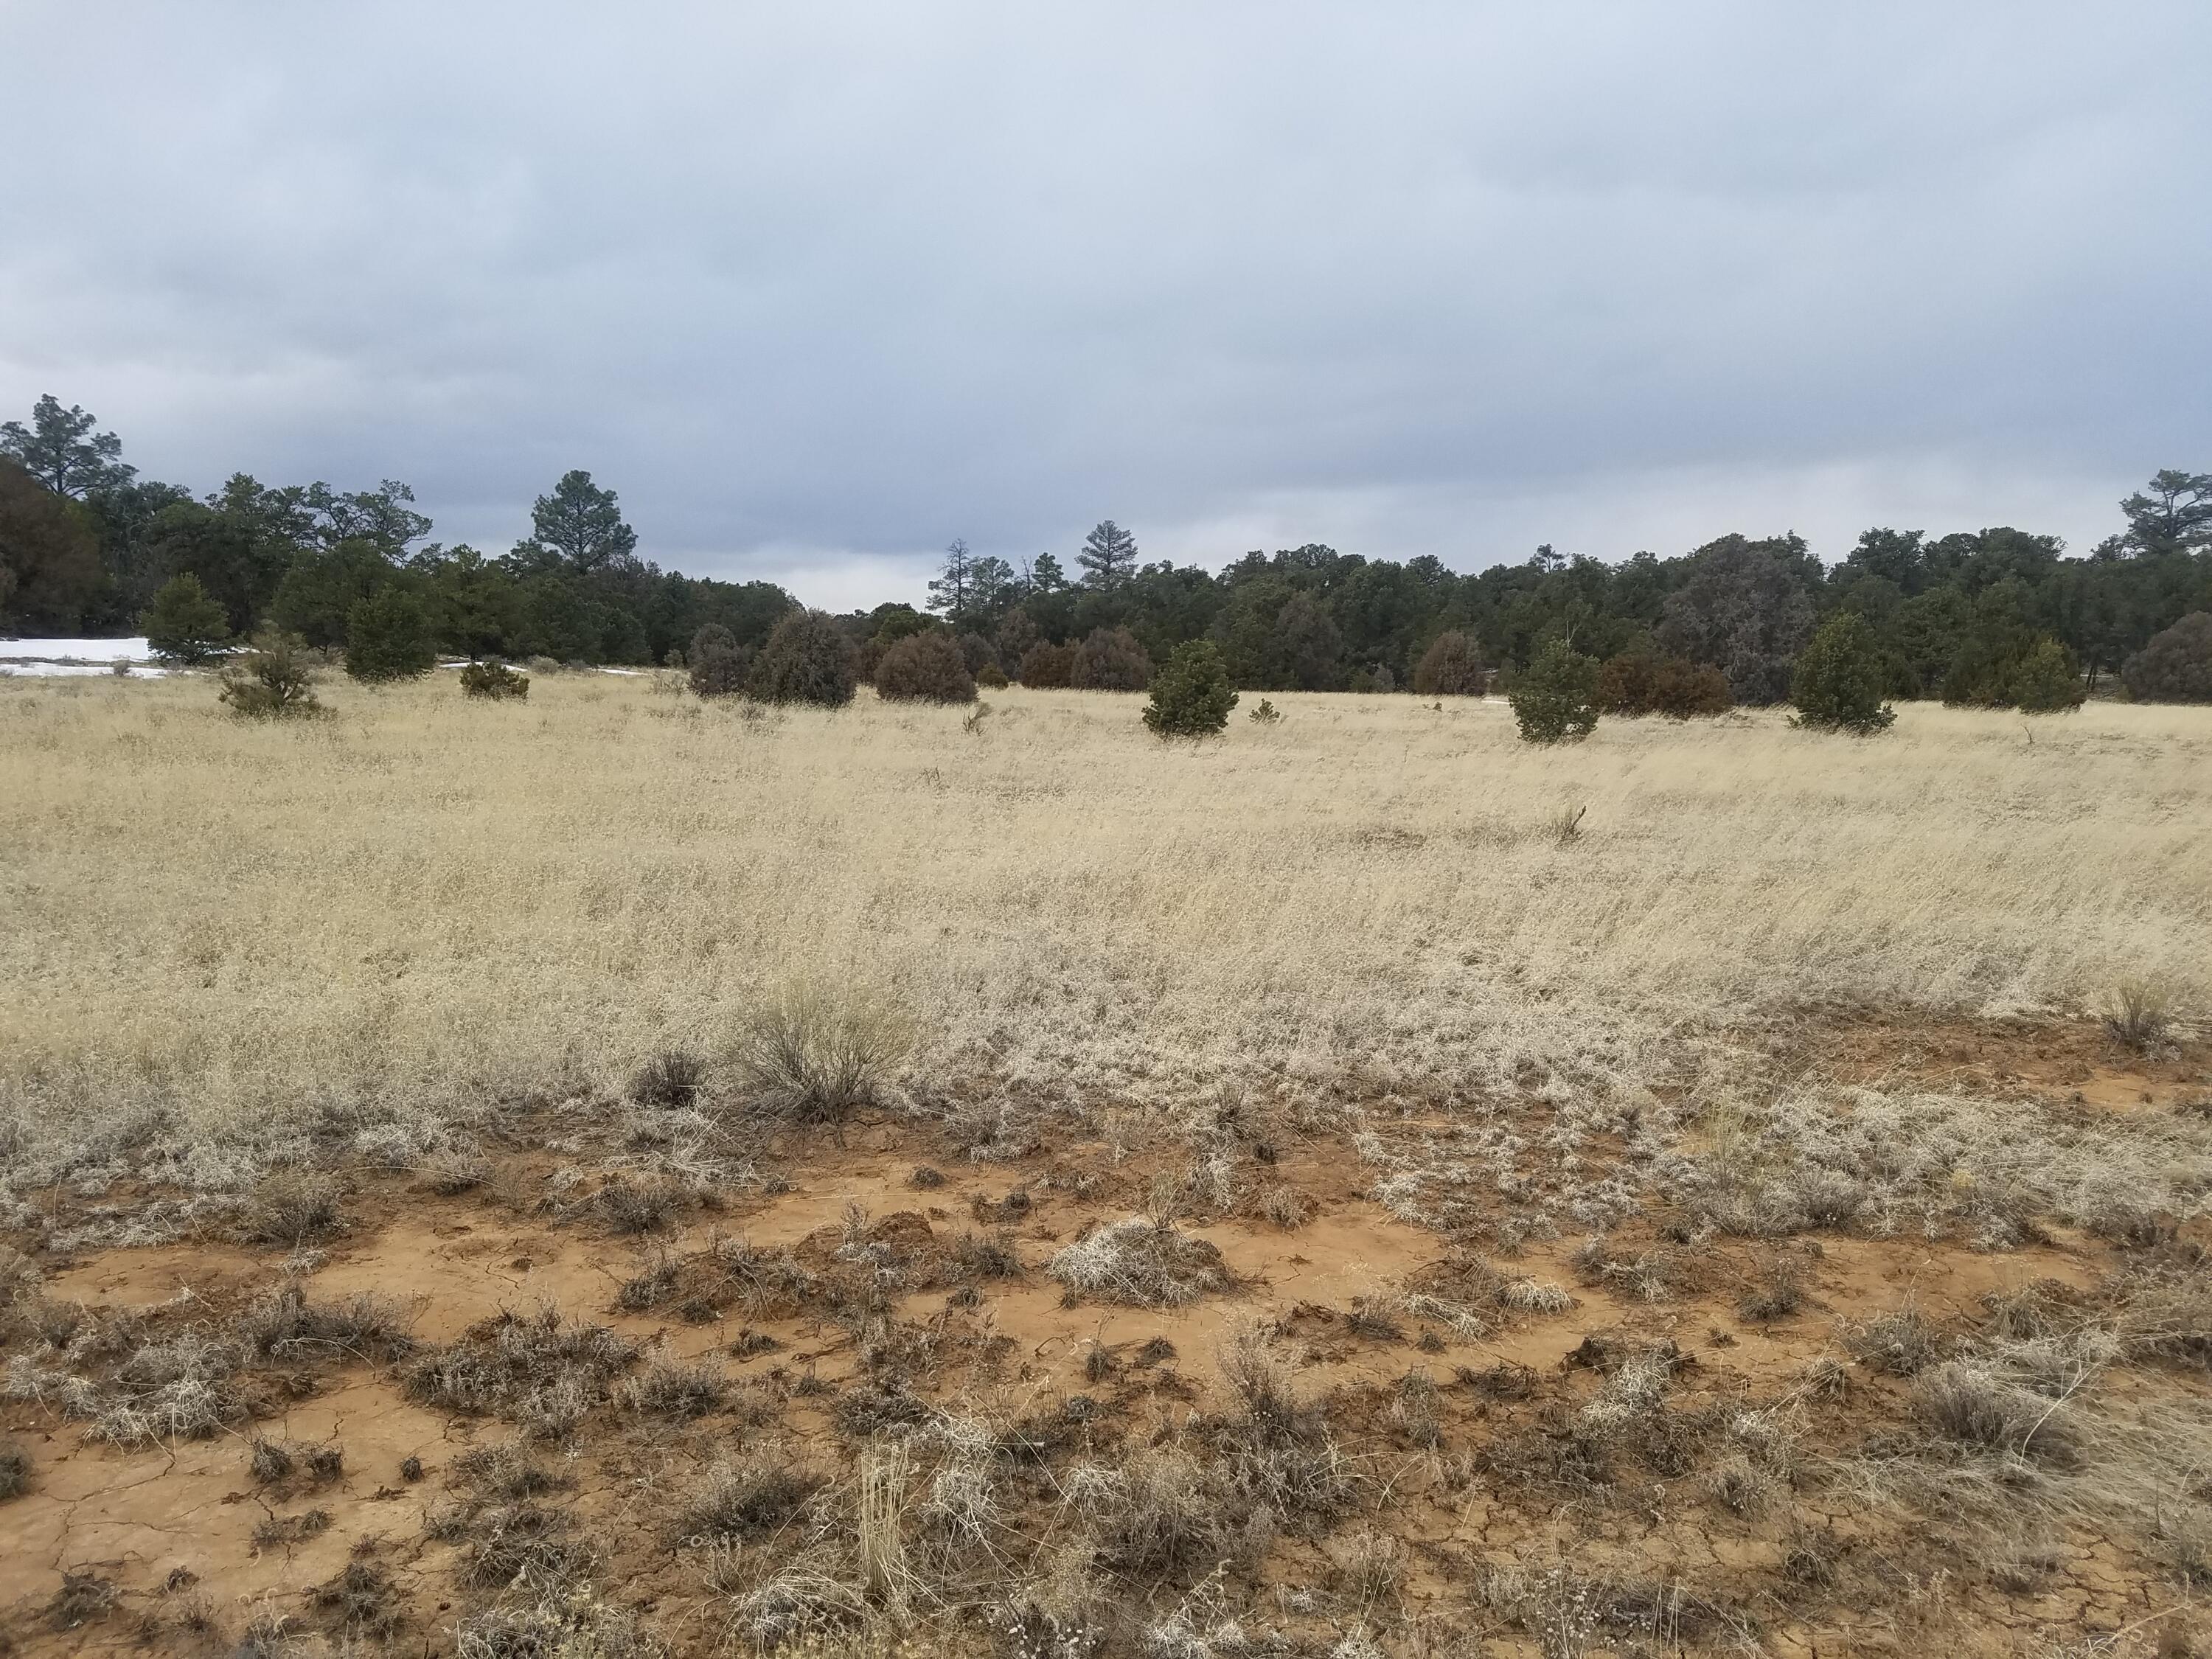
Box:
[2102,977,2171,1051]
[1248,697,1281,726]
[687,624,750,698]
[1411,630,1485,695]
[1845,1300,1941,1375]
[1596,644,1733,717]
[1068,625,1152,691]
[459,659,529,699]
[218,630,325,719]
[729,981,908,1126]
[1142,639,1238,738]
[1507,638,1599,744]
[2122,611,2212,703]
[975,661,1008,689]
[140,572,232,665]
[746,610,857,706]
[238,1172,342,1246]
[672,1456,823,1543]
[343,587,436,683]
[1048,1217,1230,1306]
[630,1046,706,1108]
[1018,640,1076,686]
[1790,613,1895,734]
[874,630,977,703]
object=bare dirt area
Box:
[4,1016,2208,1658]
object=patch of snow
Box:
[0,662,169,678]
[0,636,148,664]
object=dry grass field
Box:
[1,671,2209,1658]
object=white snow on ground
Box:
[0,637,169,677]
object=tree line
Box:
[4,392,2208,705]
[0,396,792,665]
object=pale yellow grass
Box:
[1,673,2205,1134]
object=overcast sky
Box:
[3,3,2206,608]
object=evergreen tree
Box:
[0,394,134,498]
[219,630,323,717]
[139,572,233,664]
[1790,612,1895,733]
[926,538,975,622]
[344,587,437,682]
[1077,521,1138,588]
[1508,638,1600,743]
[748,610,858,706]
[1142,640,1238,737]
[518,470,638,573]
[1411,630,1486,695]
[0,459,102,630]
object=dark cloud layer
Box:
[4,2,2206,605]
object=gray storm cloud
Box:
[2,1,2205,606]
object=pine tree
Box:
[518,470,638,573]
[1508,639,1600,744]
[344,587,437,682]
[1143,640,1238,737]
[1077,521,1138,588]
[926,538,975,621]
[140,573,233,664]
[1790,613,1895,734]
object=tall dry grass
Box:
[1,672,2205,1137]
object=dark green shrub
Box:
[218,630,325,719]
[1411,630,1485,695]
[874,630,976,703]
[746,610,857,707]
[1790,613,1895,734]
[687,624,749,698]
[1945,633,2084,712]
[2121,612,2212,703]
[1018,641,1076,687]
[975,661,1009,689]
[139,572,232,665]
[344,588,436,683]
[1248,698,1281,726]
[2010,638,2086,713]
[1507,639,1599,744]
[1142,640,1238,738]
[1596,644,1732,717]
[1069,626,1152,691]
[459,660,529,700]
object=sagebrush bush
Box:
[687,624,750,698]
[459,661,529,699]
[1411,630,1485,695]
[1596,644,1732,717]
[747,611,857,706]
[2121,611,2212,703]
[975,661,1009,689]
[1068,626,1152,691]
[1791,613,1895,734]
[1507,639,1599,743]
[874,630,977,703]
[1018,641,1076,686]
[1142,639,1238,738]
[344,587,437,683]
[218,630,325,718]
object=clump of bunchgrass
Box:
[728,981,909,1127]
[1047,1216,1230,1307]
